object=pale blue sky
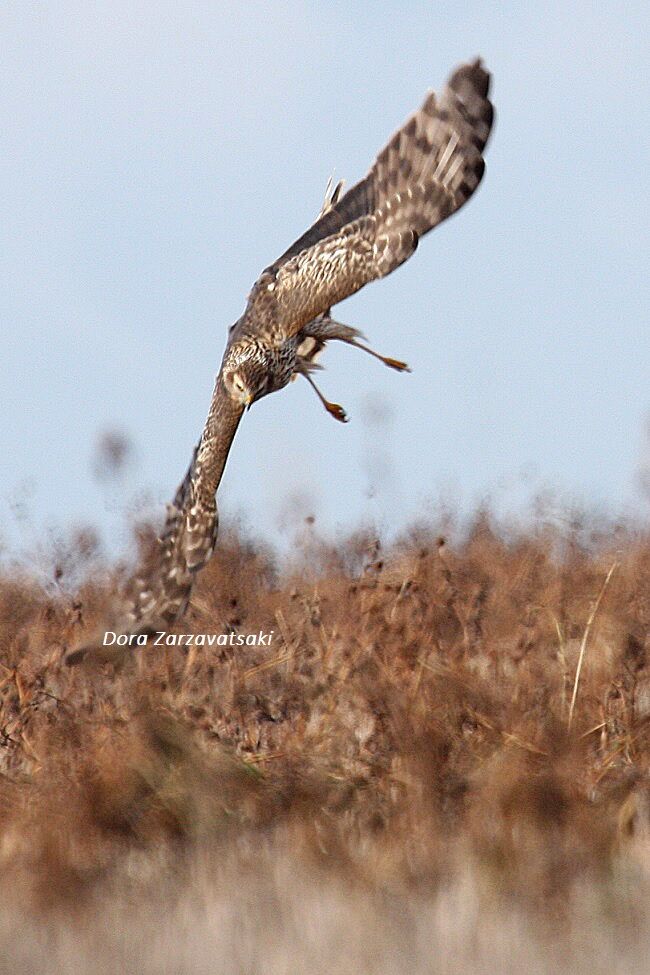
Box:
[2,2,649,559]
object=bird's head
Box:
[221,341,271,409]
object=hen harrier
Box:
[66,58,493,663]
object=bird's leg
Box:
[303,315,411,373]
[346,336,411,373]
[304,372,348,423]
[294,359,348,423]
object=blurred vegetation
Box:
[0,509,649,970]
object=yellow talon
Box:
[382,356,411,372]
[326,402,348,423]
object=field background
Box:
[1,509,650,972]
[3,3,649,970]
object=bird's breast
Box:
[267,341,298,393]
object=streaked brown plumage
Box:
[66,58,493,664]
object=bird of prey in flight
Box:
[66,58,493,664]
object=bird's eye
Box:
[233,376,245,393]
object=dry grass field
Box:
[1,508,650,972]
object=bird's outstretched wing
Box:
[66,379,243,665]
[247,59,493,339]
[126,375,243,627]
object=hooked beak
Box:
[245,394,253,411]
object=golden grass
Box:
[1,509,649,970]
